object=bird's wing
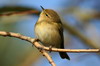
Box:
[58,23,64,49]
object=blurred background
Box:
[0,0,100,66]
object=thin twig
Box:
[0,10,39,16]
[63,22,99,49]
[40,50,56,66]
[0,31,99,53]
[33,42,100,53]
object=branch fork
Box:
[0,31,99,66]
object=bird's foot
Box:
[49,46,52,53]
[32,38,39,47]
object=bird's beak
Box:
[40,6,49,17]
[40,6,45,10]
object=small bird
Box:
[34,6,70,60]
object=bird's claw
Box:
[32,38,39,47]
[49,46,52,53]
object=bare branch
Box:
[40,50,56,66]
[0,31,99,53]
[0,31,100,66]
[0,31,55,66]
[0,10,39,16]
[33,42,100,53]
[63,22,100,49]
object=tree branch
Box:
[0,10,40,16]
[63,22,99,49]
[40,50,56,66]
[0,31,56,66]
[0,31,100,66]
[0,31,99,53]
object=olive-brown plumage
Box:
[35,6,70,60]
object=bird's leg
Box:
[49,46,52,53]
[32,38,39,47]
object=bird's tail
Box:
[59,52,70,60]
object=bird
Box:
[34,6,70,60]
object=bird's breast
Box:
[35,22,61,48]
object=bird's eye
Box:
[45,14,48,16]
[45,13,50,18]
[44,12,49,17]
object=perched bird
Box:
[34,6,70,60]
